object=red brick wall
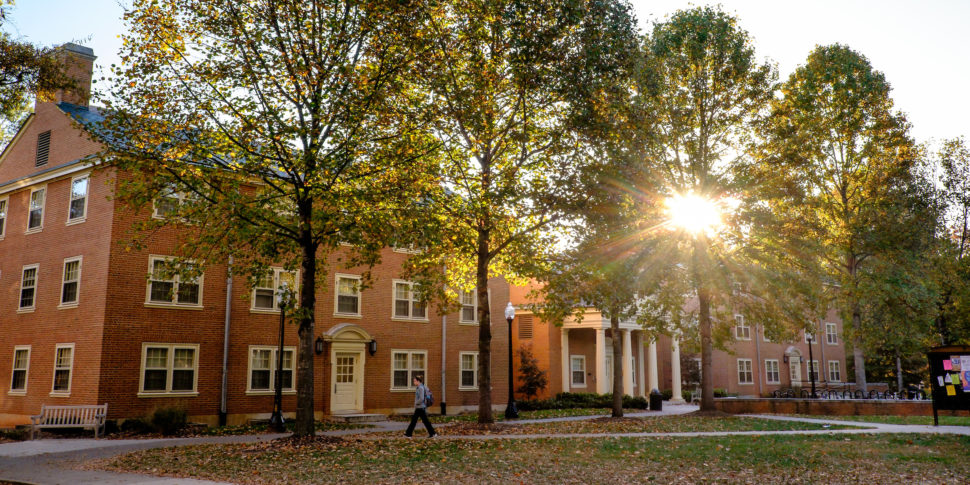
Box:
[715,398,963,417]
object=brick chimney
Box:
[52,43,96,107]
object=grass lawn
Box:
[95,433,970,484]
[377,414,864,436]
[786,414,970,427]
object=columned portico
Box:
[647,337,659,392]
[669,334,685,402]
[637,333,646,397]
[622,330,633,395]
[595,328,608,393]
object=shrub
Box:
[682,390,692,402]
[714,388,728,398]
[517,392,647,411]
[661,389,673,401]
[516,345,549,399]
[120,417,152,434]
[150,406,188,435]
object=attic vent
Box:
[36,131,51,166]
[518,314,533,340]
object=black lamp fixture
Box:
[504,302,519,419]
[314,337,325,355]
[368,339,378,356]
[783,355,789,363]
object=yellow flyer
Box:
[946,385,956,396]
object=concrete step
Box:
[328,413,387,423]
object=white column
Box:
[595,328,607,394]
[622,329,634,396]
[561,328,570,392]
[670,335,685,403]
[647,337,659,393]
[637,333,647,397]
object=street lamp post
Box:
[504,302,519,419]
[807,324,817,399]
[269,283,288,432]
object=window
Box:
[570,355,586,387]
[10,346,30,393]
[734,314,750,340]
[35,130,51,166]
[334,274,361,315]
[252,268,297,311]
[825,323,838,345]
[0,197,7,238]
[765,359,780,384]
[828,360,841,382]
[51,344,73,394]
[459,352,478,390]
[393,280,426,320]
[146,256,202,307]
[67,175,89,222]
[737,359,753,384]
[247,346,295,393]
[140,344,198,394]
[152,184,192,219]
[807,360,819,381]
[27,187,45,231]
[391,350,426,389]
[19,265,38,310]
[459,290,477,324]
[60,257,81,306]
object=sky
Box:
[3,0,969,144]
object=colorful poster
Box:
[952,373,962,386]
[945,373,952,384]
[961,355,970,371]
[938,375,945,386]
[944,360,953,370]
[946,385,956,396]
[964,371,970,392]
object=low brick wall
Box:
[714,398,967,417]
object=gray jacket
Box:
[414,384,427,409]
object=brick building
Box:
[0,44,511,427]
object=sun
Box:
[665,192,723,235]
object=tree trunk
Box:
[698,286,715,412]
[294,235,317,437]
[895,353,903,391]
[476,228,493,424]
[851,307,867,394]
[610,313,623,418]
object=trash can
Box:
[649,388,663,411]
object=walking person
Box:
[404,375,436,438]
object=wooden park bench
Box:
[30,404,108,440]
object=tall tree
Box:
[98,0,436,436]
[757,44,920,392]
[634,7,781,411]
[403,0,638,423]
[935,138,970,344]
[0,0,76,143]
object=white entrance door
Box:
[331,352,362,413]
[789,357,802,386]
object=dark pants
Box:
[405,407,435,436]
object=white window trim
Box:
[807,360,820,381]
[391,244,422,254]
[144,255,204,309]
[458,289,491,325]
[58,256,82,308]
[138,343,200,397]
[66,173,90,225]
[152,185,192,220]
[765,359,780,384]
[245,345,297,395]
[828,360,841,382]
[18,264,39,313]
[25,185,46,233]
[250,268,299,314]
[734,314,750,340]
[50,343,74,396]
[389,349,427,391]
[333,273,362,318]
[458,351,479,391]
[825,323,838,345]
[737,358,754,385]
[391,279,429,322]
[9,345,30,395]
[570,355,587,388]
[0,196,8,240]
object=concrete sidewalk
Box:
[2,404,968,484]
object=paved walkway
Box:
[1,404,967,484]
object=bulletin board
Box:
[927,345,970,426]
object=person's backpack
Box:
[424,386,434,407]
